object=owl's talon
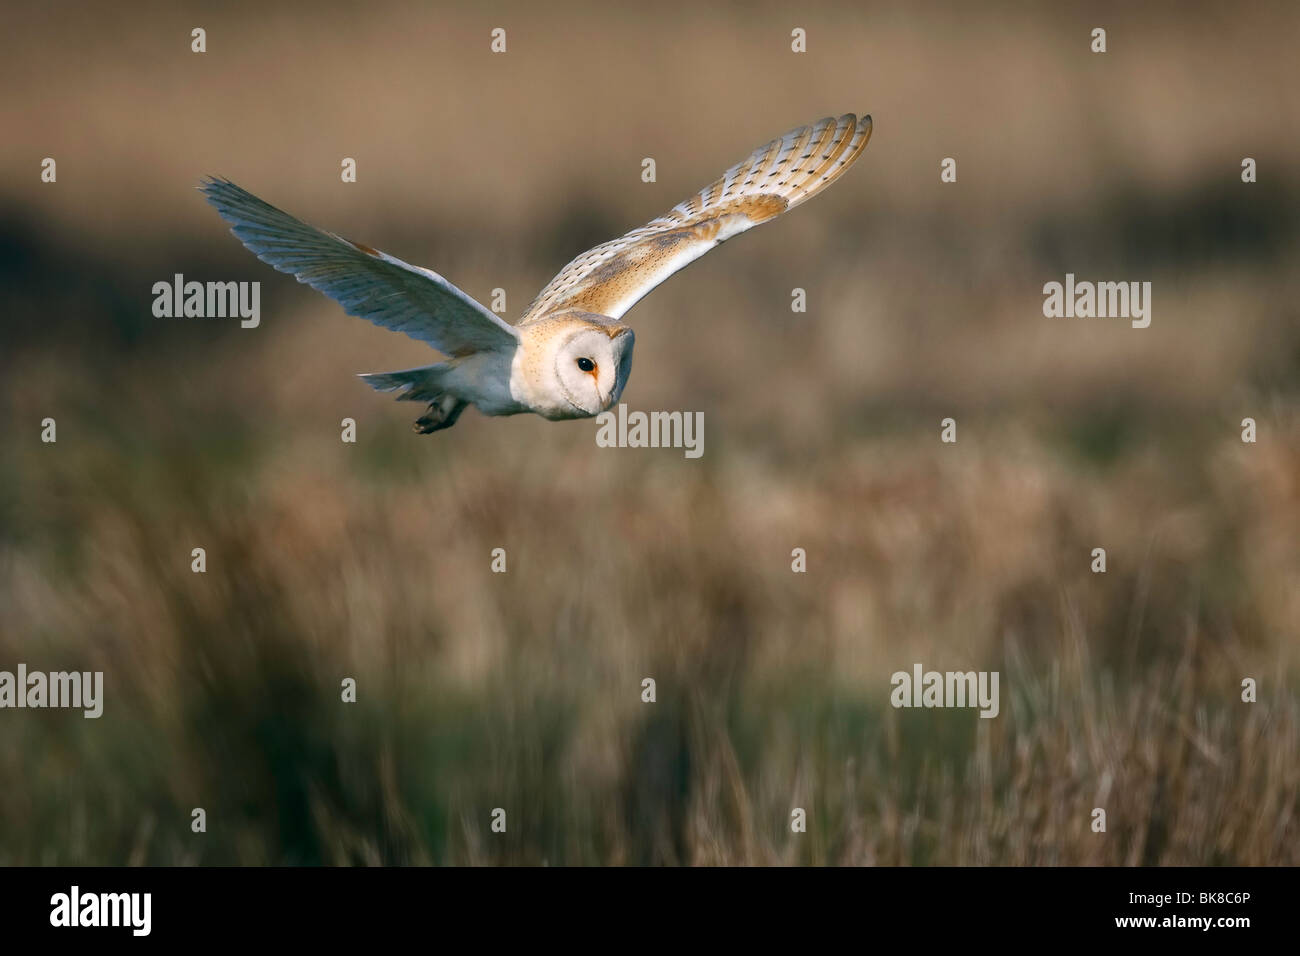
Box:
[412,396,468,434]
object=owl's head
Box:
[548,317,635,416]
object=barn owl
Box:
[202,113,872,433]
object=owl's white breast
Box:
[440,349,525,417]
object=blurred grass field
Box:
[0,1,1297,864]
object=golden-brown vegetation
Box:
[0,1,1296,864]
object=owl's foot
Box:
[413,395,468,434]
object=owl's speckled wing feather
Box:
[201,178,519,356]
[521,114,872,324]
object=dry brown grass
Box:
[0,0,1297,864]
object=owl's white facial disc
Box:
[554,326,634,416]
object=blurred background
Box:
[1,1,1297,864]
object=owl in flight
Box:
[203,113,872,433]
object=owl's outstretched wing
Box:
[201,178,519,356]
[521,113,872,324]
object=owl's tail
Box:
[359,363,467,434]
[358,363,449,402]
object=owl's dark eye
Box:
[576,357,595,373]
